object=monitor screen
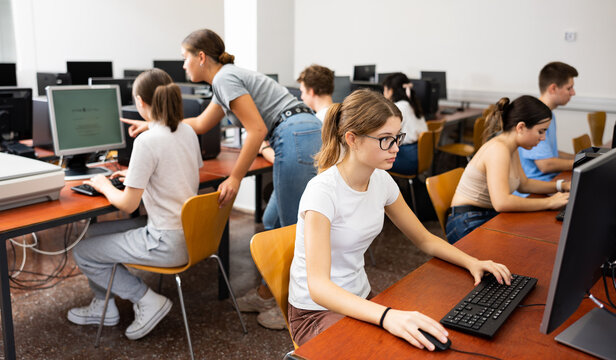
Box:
[0,87,33,142]
[66,61,113,85]
[123,69,145,78]
[540,148,616,356]
[0,63,17,86]
[421,71,447,100]
[353,65,376,82]
[153,60,186,83]
[333,76,351,103]
[88,77,134,106]
[612,123,616,149]
[377,72,397,85]
[37,72,72,96]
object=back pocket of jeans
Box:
[294,129,322,165]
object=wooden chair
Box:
[438,116,485,163]
[426,119,445,149]
[587,111,606,146]
[572,134,592,154]
[388,130,435,213]
[250,224,298,350]
[95,191,247,360]
[426,168,464,236]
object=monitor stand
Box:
[64,153,111,180]
[555,308,616,359]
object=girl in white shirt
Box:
[288,89,512,350]
[382,72,428,175]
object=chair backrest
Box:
[572,134,592,154]
[426,168,464,236]
[472,116,486,152]
[587,111,606,146]
[416,130,435,174]
[250,224,298,348]
[426,119,445,149]
[181,191,234,269]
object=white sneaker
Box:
[236,288,276,313]
[125,288,172,340]
[257,306,286,330]
[67,298,120,326]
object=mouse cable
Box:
[449,347,502,360]
[601,261,616,309]
[517,303,545,308]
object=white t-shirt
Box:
[315,105,332,123]
[288,166,399,310]
[396,100,427,144]
[124,122,202,231]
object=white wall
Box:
[10,0,224,90]
[257,0,295,86]
[294,0,616,152]
[0,0,16,62]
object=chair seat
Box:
[387,171,417,180]
[127,262,189,275]
[438,143,475,157]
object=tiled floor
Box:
[3,207,441,359]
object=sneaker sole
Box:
[125,299,172,340]
[67,310,120,327]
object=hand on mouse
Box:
[381,309,449,351]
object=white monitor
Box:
[46,85,125,180]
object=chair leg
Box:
[95,263,118,348]
[211,254,248,334]
[367,247,376,266]
[175,275,195,360]
[408,178,418,217]
[157,274,163,293]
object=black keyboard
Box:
[71,177,125,196]
[440,274,537,338]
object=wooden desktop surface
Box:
[294,228,601,359]
[437,107,483,124]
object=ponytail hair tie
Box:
[402,82,413,99]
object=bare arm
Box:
[304,210,450,351]
[259,141,275,164]
[535,157,574,174]
[385,194,511,286]
[84,175,144,213]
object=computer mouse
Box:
[418,329,451,351]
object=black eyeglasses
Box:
[361,133,406,151]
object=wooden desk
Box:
[0,149,272,360]
[294,228,601,359]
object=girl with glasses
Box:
[288,89,512,350]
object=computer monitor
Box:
[540,148,616,359]
[123,69,145,78]
[66,61,113,85]
[409,79,439,120]
[421,71,447,100]
[286,86,302,101]
[0,63,17,86]
[0,87,33,142]
[36,72,72,96]
[353,65,376,82]
[377,72,397,85]
[265,74,279,82]
[153,60,186,83]
[88,77,134,106]
[32,97,53,150]
[46,85,125,179]
[332,76,351,103]
[612,123,616,149]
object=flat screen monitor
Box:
[32,97,53,149]
[66,61,113,85]
[332,76,351,103]
[0,87,33,142]
[612,123,616,149]
[46,85,125,179]
[0,63,17,86]
[36,72,72,96]
[88,77,134,106]
[377,72,397,85]
[421,71,447,100]
[153,60,186,83]
[265,74,279,82]
[353,65,376,82]
[123,69,145,78]
[540,148,616,359]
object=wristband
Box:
[379,307,392,328]
[556,179,564,192]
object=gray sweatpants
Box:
[72,217,188,303]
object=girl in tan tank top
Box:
[446,96,571,244]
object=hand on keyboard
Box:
[71,176,125,196]
[466,259,512,286]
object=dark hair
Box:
[133,69,184,132]
[483,95,552,142]
[381,72,423,119]
[316,89,402,172]
[539,62,578,93]
[182,29,235,65]
[296,64,335,96]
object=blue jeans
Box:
[390,142,418,175]
[445,206,498,244]
[263,112,322,229]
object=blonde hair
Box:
[316,89,401,172]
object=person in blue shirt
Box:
[518,62,578,184]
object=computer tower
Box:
[32,97,53,150]
[409,79,439,120]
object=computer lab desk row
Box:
[294,173,601,360]
[0,148,272,360]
